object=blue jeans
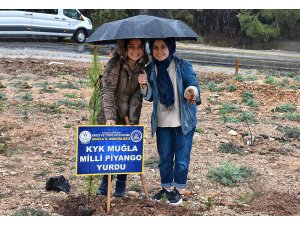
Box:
[156,126,195,189]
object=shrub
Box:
[144,156,160,169]
[207,162,253,186]
[274,103,296,113]
[64,93,77,98]
[226,85,237,92]
[195,128,204,134]
[57,81,78,89]
[12,207,51,216]
[207,82,224,92]
[241,91,254,101]
[281,127,300,140]
[241,91,259,107]
[21,93,33,101]
[283,113,300,121]
[247,75,258,81]
[293,75,300,82]
[0,92,6,101]
[219,143,245,155]
[127,183,141,192]
[239,111,257,123]
[219,103,239,114]
[235,75,244,81]
[57,99,87,109]
[222,115,241,123]
[264,76,279,85]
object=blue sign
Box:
[76,125,144,175]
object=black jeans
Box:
[103,174,127,182]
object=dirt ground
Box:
[0,58,299,216]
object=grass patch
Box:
[287,85,300,90]
[282,113,300,121]
[207,162,253,187]
[20,92,33,101]
[34,170,51,179]
[235,75,244,81]
[226,85,237,92]
[38,103,61,114]
[144,156,160,169]
[39,87,57,94]
[222,115,241,123]
[195,127,204,134]
[239,111,257,123]
[127,183,142,192]
[207,82,224,92]
[293,75,300,82]
[0,81,6,88]
[219,103,239,114]
[54,161,68,166]
[12,207,51,216]
[57,81,79,90]
[0,143,18,157]
[64,93,77,98]
[246,74,258,81]
[63,124,72,128]
[280,126,300,140]
[263,69,300,78]
[207,97,222,105]
[219,143,245,155]
[34,81,57,93]
[57,99,87,109]
[0,92,7,101]
[241,91,259,107]
[274,103,296,113]
[264,76,281,86]
[0,102,5,112]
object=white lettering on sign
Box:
[85,146,105,152]
[107,145,138,152]
[104,154,142,162]
[96,164,126,171]
[79,155,103,162]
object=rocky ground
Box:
[0,58,299,216]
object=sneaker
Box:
[152,188,170,202]
[113,180,126,197]
[167,188,182,206]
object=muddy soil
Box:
[0,58,299,216]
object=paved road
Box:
[0,37,299,71]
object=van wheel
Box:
[73,29,87,43]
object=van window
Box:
[63,9,80,20]
[26,9,58,14]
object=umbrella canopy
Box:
[86,15,199,44]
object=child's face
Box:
[152,40,169,61]
[127,39,144,62]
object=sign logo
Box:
[79,130,91,144]
[131,130,142,142]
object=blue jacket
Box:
[144,55,201,136]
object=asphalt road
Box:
[0,37,299,71]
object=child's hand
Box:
[138,70,147,88]
[106,120,116,125]
[185,88,196,104]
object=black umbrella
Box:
[86,15,199,44]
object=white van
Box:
[0,9,93,43]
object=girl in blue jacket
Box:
[138,38,201,205]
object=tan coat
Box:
[98,54,144,125]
